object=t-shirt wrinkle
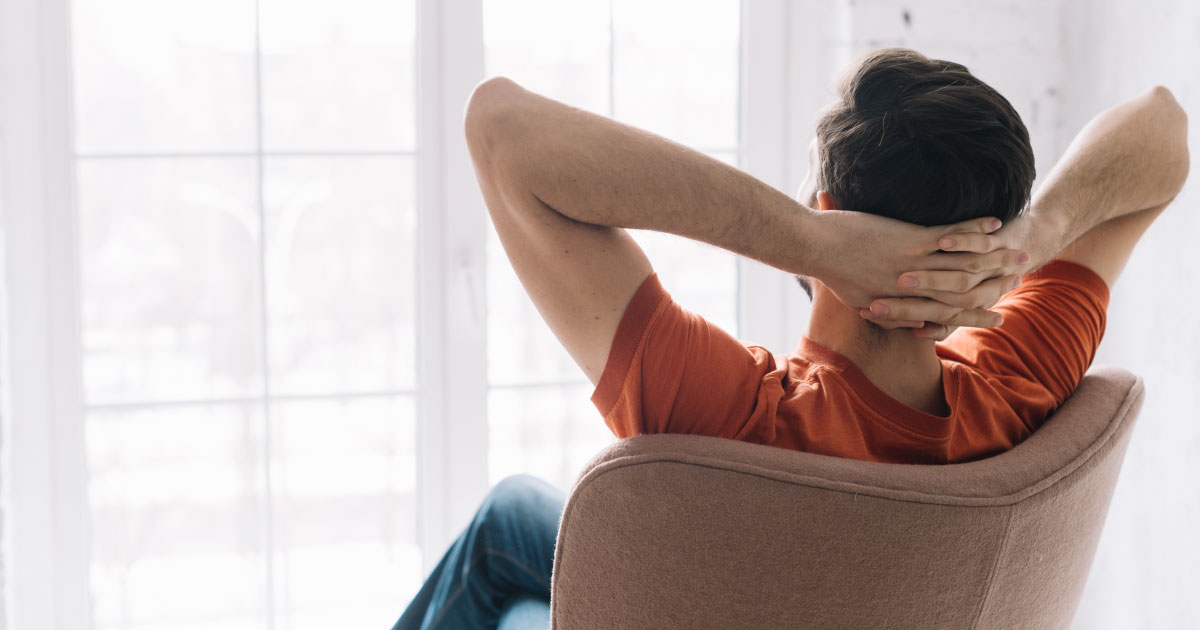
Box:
[591,260,1109,464]
[660,320,692,433]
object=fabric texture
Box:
[551,366,1144,630]
[592,260,1109,464]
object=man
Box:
[396,48,1189,629]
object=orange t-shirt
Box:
[591,260,1109,464]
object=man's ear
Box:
[816,191,840,211]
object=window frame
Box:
[0,0,822,625]
[413,0,490,571]
[2,0,90,627]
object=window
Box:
[71,0,420,626]
[3,1,803,627]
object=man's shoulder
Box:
[934,259,1109,406]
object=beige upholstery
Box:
[550,366,1143,630]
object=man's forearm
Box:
[465,76,824,276]
[1025,86,1189,261]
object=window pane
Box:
[488,385,614,491]
[259,0,417,151]
[72,2,424,628]
[78,158,263,404]
[263,156,417,395]
[71,0,256,153]
[88,403,267,630]
[483,0,610,113]
[613,0,740,149]
[269,396,419,629]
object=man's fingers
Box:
[942,216,1003,235]
[917,274,1021,310]
[934,232,1003,254]
[944,308,1005,329]
[907,247,1032,276]
[858,309,925,329]
[918,217,1001,254]
[911,323,956,341]
[875,275,1018,326]
[864,299,964,326]
[901,269,989,293]
[900,252,1027,290]
[865,297,1007,329]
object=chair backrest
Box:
[550,366,1144,630]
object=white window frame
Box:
[738,0,839,352]
[413,0,490,569]
[1,0,89,627]
[0,0,831,625]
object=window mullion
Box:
[415,0,488,573]
[738,0,841,352]
[737,0,793,352]
[0,0,90,627]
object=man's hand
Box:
[811,210,1032,332]
[856,199,1070,338]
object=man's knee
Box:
[476,475,564,535]
[485,475,561,514]
[489,473,545,498]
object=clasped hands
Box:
[809,209,1046,341]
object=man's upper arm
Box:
[465,90,652,385]
[1055,202,1168,289]
[1023,85,1186,291]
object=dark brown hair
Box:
[815,48,1035,226]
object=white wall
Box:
[0,135,7,630]
[1059,1,1200,627]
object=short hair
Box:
[815,48,1035,227]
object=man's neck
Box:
[806,289,949,416]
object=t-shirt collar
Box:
[795,336,957,439]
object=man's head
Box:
[796,48,1035,300]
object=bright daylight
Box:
[1,0,1197,629]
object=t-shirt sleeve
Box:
[937,259,1110,406]
[591,273,780,444]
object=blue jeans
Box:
[394,475,565,630]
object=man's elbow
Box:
[1148,84,1183,110]
[1145,85,1188,135]
[464,76,523,153]
[1145,85,1190,198]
